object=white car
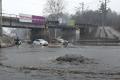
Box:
[57,38,65,43]
[33,39,48,46]
[56,38,68,43]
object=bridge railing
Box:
[2,13,19,18]
[1,13,46,28]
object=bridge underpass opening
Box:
[78,27,98,40]
[3,27,49,43]
[30,28,49,42]
[3,27,51,43]
[3,27,31,41]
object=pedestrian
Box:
[15,37,21,48]
[63,41,68,47]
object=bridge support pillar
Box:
[62,28,77,42]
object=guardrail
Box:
[78,40,120,42]
[2,13,19,18]
[76,40,120,46]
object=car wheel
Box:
[40,43,42,45]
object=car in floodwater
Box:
[33,39,48,46]
[56,38,68,43]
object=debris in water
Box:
[55,54,97,64]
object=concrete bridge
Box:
[1,13,100,42]
[2,13,119,44]
[2,14,45,29]
[2,13,98,29]
[1,14,78,41]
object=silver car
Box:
[33,39,48,46]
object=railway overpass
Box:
[1,13,80,41]
[1,13,98,41]
[2,14,45,29]
[1,13,98,28]
[1,13,120,45]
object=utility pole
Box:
[80,2,84,14]
[104,0,107,26]
[100,0,110,26]
[0,0,2,36]
[105,0,107,10]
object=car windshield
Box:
[37,39,45,42]
[1,0,120,80]
[35,39,40,41]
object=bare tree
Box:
[44,0,65,19]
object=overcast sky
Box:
[2,0,120,16]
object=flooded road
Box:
[1,44,120,67]
[0,44,120,80]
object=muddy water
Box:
[1,45,120,67]
[0,45,120,80]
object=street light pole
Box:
[0,0,2,36]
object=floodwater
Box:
[0,44,120,80]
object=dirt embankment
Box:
[0,35,15,48]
